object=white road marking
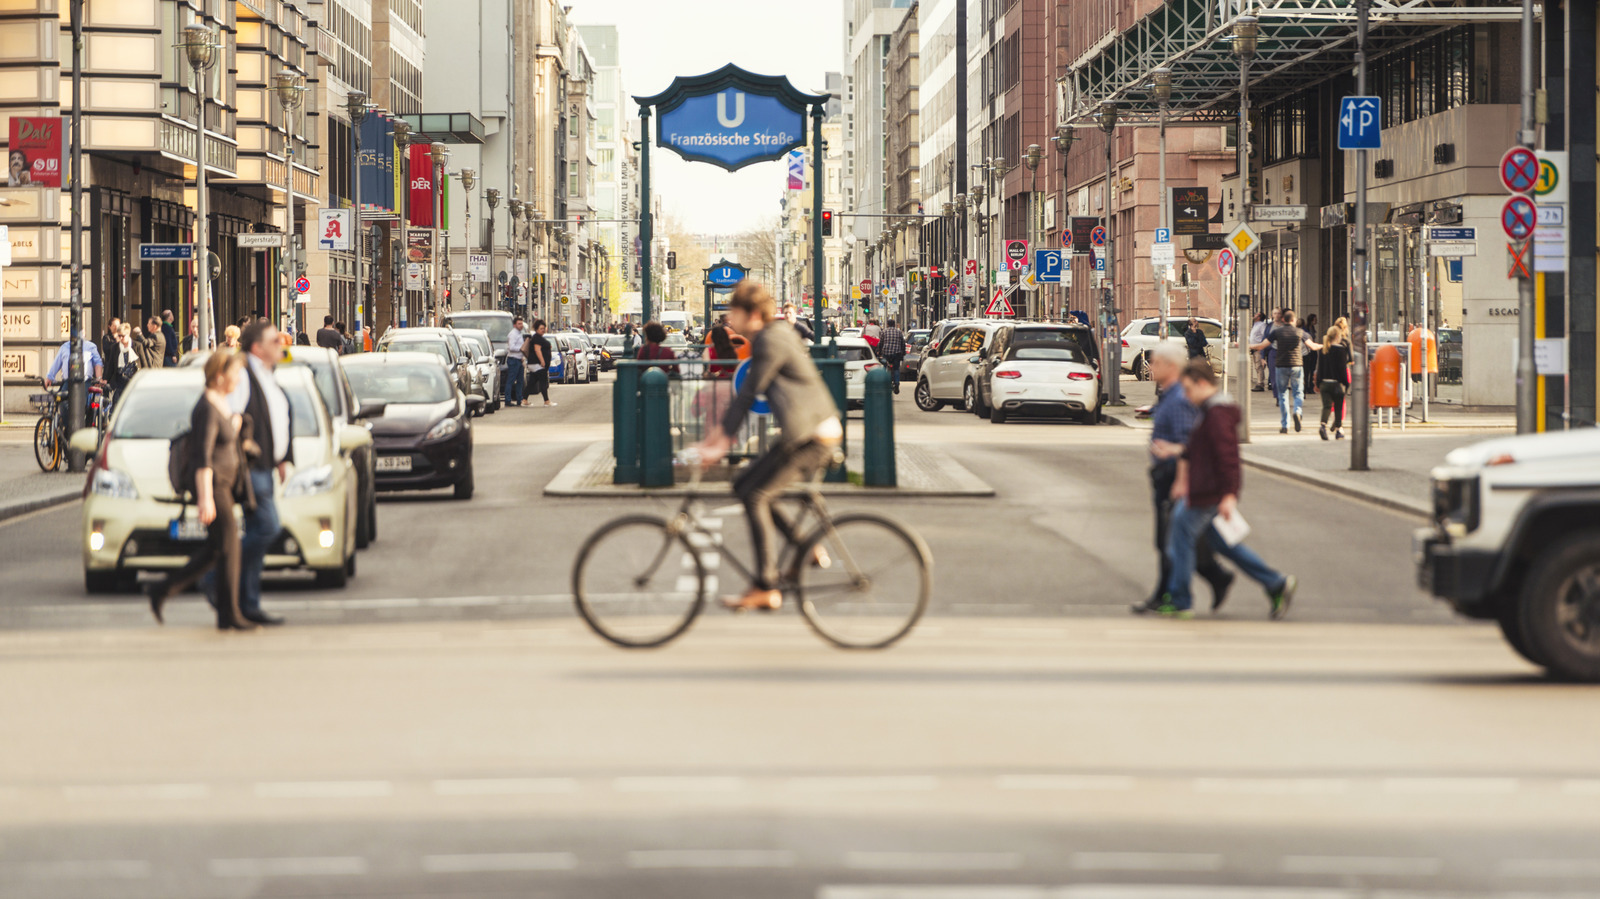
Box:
[1561,779,1600,795]
[844,852,1024,871]
[787,776,939,793]
[210,856,368,877]
[431,778,579,796]
[820,890,1051,899]
[996,775,1135,792]
[1071,852,1224,872]
[674,576,701,594]
[254,780,393,799]
[1498,858,1600,878]
[421,852,577,873]
[688,532,717,549]
[1380,777,1518,795]
[1061,889,1355,899]
[1280,856,1442,876]
[627,849,795,869]
[1192,778,1351,795]
[16,860,152,880]
[63,783,210,801]
[613,776,743,793]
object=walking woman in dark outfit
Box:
[1317,324,1352,440]
[147,350,255,630]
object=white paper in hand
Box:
[1212,510,1251,547]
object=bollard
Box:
[862,366,897,487]
[815,358,848,483]
[639,368,673,488]
[613,363,640,484]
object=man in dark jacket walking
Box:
[160,310,181,366]
[876,319,907,393]
[222,320,293,626]
[1159,359,1296,619]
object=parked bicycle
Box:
[573,451,932,649]
[31,378,110,472]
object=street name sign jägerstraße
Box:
[646,64,820,172]
[1248,205,1308,223]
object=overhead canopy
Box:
[1061,0,1527,125]
[401,112,487,144]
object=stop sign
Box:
[859,278,872,293]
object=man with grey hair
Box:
[1132,342,1234,615]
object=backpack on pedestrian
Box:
[167,429,196,500]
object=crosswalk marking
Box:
[996,775,1134,792]
[254,781,393,799]
[421,852,577,873]
[843,852,1024,871]
[1281,856,1442,876]
[431,778,579,796]
[1071,853,1224,872]
[210,857,368,877]
[627,849,795,869]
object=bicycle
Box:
[31,378,110,472]
[572,450,932,650]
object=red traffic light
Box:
[821,209,834,237]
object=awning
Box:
[1060,0,1527,125]
[401,113,487,144]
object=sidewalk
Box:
[0,439,84,522]
[1104,378,1514,517]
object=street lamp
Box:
[392,119,411,329]
[1233,15,1257,442]
[180,24,220,352]
[485,187,500,309]
[460,168,475,309]
[509,199,524,311]
[1051,127,1077,322]
[1098,101,1122,406]
[344,90,371,340]
[1151,67,1173,342]
[273,68,306,335]
[1024,143,1043,319]
[430,142,448,320]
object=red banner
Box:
[8,116,63,187]
[408,144,435,227]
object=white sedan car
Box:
[75,366,370,593]
[835,336,883,408]
[983,339,1102,424]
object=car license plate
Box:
[376,455,412,472]
[168,518,207,542]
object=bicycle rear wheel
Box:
[573,515,706,648]
[795,513,931,649]
[33,416,59,472]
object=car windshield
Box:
[282,384,322,437]
[837,346,875,362]
[447,315,513,342]
[1171,321,1223,338]
[282,358,343,417]
[909,331,931,347]
[381,339,451,363]
[1009,345,1087,363]
[461,335,491,357]
[1015,328,1086,345]
[110,382,204,440]
[602,336,624,349]
[344,363,455,405]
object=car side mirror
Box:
[337,427,373,452]
[968,354,981,364]
[353,401,387,421]
[465,395,486,411]
[69,427,100,455]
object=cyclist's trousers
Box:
[732,438,834,590]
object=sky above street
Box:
[568,0,845,237]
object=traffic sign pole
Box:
[1349,0,1373,472]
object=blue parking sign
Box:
[1034,249,1065,283]
[1338,96,1381,150]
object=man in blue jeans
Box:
[221,321,293,626]
[1158,358,1296,619]
[505,317,527,406]
[1251,310,1322,434]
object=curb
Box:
[1240,453,1429,519]
[0,488,81,523]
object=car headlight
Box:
[89,467,139,500]
[426,417,460,441]
[282,464,336,498]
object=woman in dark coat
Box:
[146,350,255,630]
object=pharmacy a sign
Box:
[641,64,820,172]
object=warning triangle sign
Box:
[985,287,1015,316]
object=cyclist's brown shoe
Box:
[722,588,783,612]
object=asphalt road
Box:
[0,373,1452,631]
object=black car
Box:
[901,329,931,381]
[341,352,483,500]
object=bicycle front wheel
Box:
[573,515,706,648]
[33,416,59,472]
[796,513,932,649]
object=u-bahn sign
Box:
[642,64,823,172]
[706,262,748,288]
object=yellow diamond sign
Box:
[851,286,863,300]
[1226,222,1260,257]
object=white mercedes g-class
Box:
[1415,428,1600,681]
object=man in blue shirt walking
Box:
[1132,342,1234,615]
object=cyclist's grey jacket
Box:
[720,321,837,446]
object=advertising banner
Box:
[317,208,354,250]
[406,228,433,264]
[468,253,490,282]
[357,116,396,218]
[786,150,805,190]
[408,144,435,227]
[7,116,63,187]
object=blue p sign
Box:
[1155,228,1171,244]
[1034,249,1065,283]
[1338,96,1381,150]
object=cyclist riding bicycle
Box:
[692,280,842,613]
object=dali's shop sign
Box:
[647,64,822,172]
[8,116,63,188]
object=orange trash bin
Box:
[1407,326,1438,374]
[1371,344,1402,408]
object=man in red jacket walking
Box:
[1159,359,1297,619]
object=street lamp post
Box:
[430,142,448,322]
[344,90,370,344]
[392,119,411,329]
[508,199,524,313]
[1051,126,1078,322]
[64,0,88,470]
[485,188,500,309]
[1233,16,1258,442]
[1024,144,1043,321]
[1099,101,1122,406]
[1351,0,1373,467]
[1151,68,1173,344]
[273,69,306,336]
[181,24,220,353]
[460,168,475,310]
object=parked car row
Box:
[912,319,1105,425]
[77,338,485,595]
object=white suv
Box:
[913,321,1004,413]
[1120,316,1225,379]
